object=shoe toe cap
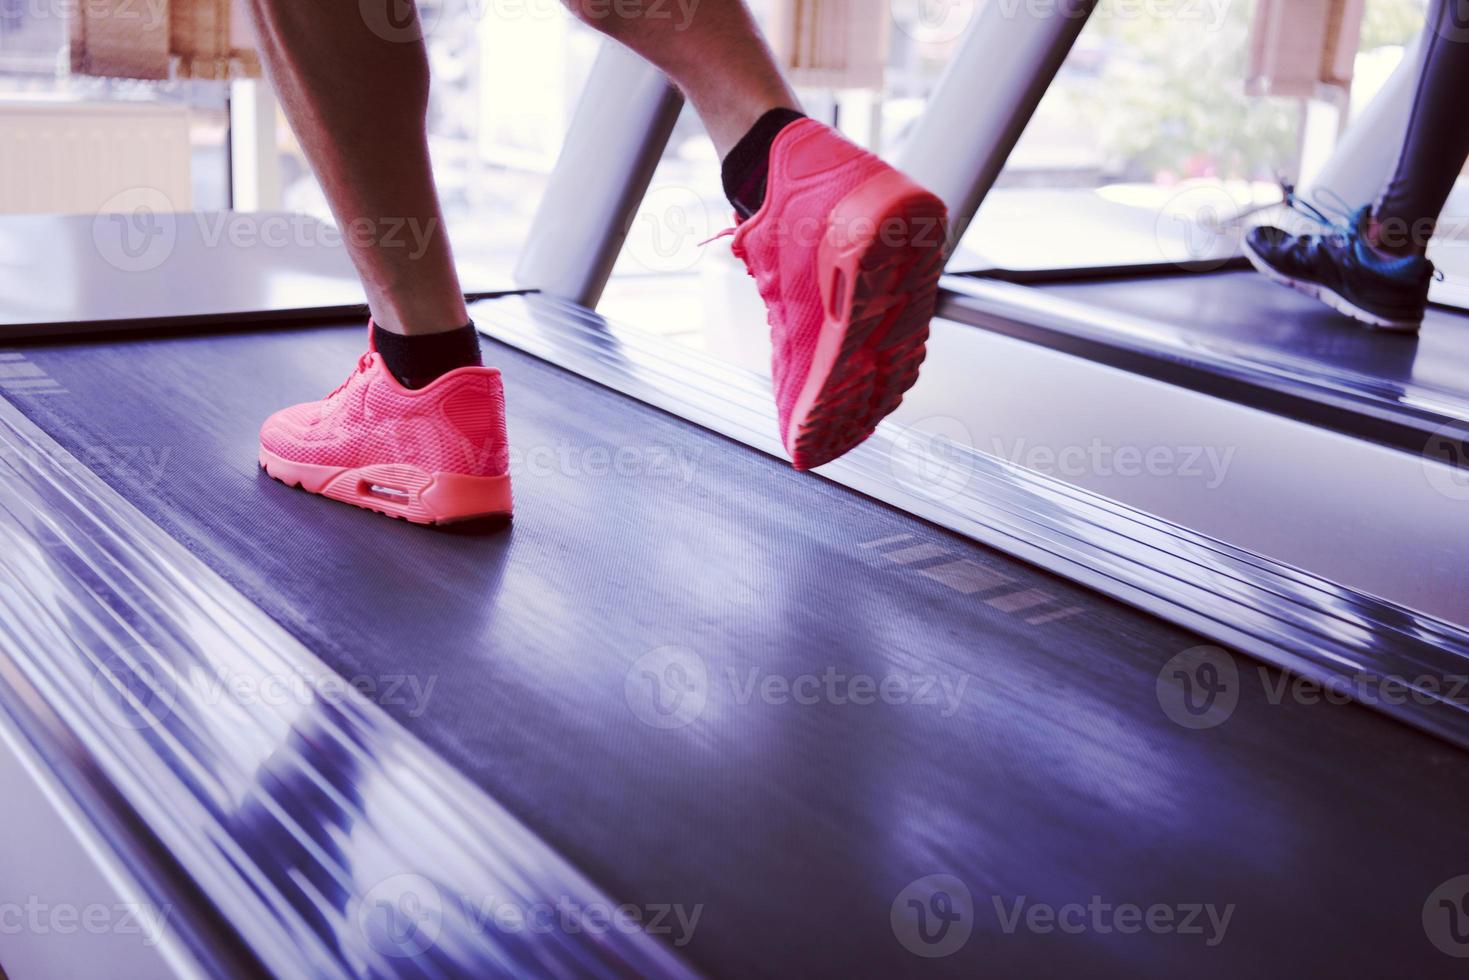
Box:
[259,401,321,453]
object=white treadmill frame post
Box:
[519,2,1097,306]
[514,41,685,307]
[894,0,1097,252]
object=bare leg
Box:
[242,0,467,335]
[566,0,801,158]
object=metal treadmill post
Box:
[514,40,685,308]
[894,0,1097,250]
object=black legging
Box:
[1373,0,1469,251]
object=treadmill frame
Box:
[4,11,1469,973]
[938,273,1469,467]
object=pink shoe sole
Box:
[789,171,948,470]
[260,447,513,525]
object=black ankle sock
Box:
[371,320,482,389]
[722,108,806,219]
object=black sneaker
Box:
[1243,205,1433,333]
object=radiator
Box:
[0,99,193,214]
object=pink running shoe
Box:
[259,324,512,525]
[729,119,948,470]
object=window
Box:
[966,0,1431,271]
[0,3,230,212]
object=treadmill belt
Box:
[1036,269,1469,397]
[6,321,1469,977]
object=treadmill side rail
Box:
[939,273,1469,467]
